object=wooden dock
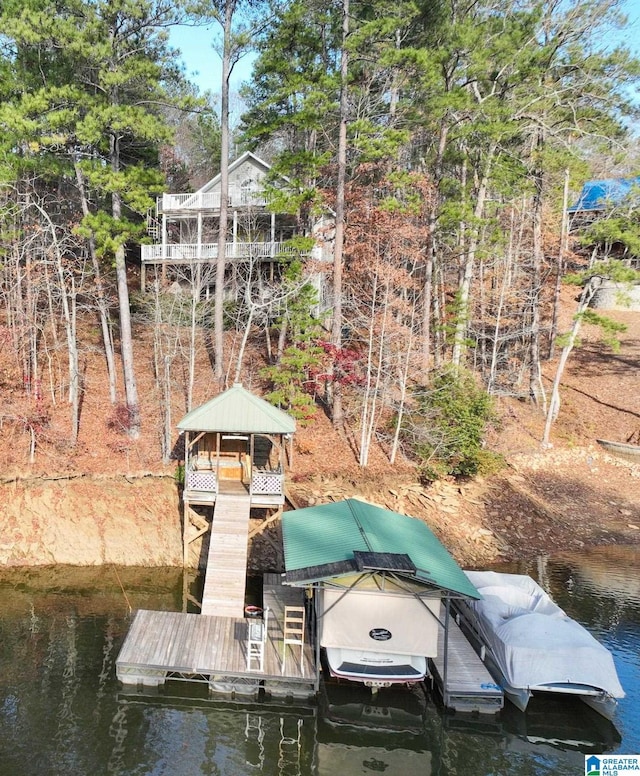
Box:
[201,492,251,617]
[430,617,503,714]
[116,574,316,696]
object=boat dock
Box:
[116,458,318,698]
[430,617,504,714]
[116,572,317,697]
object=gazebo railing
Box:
[186,470,218,493]
[251,469,284,496]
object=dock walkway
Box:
[201,491,251,617]
[430,617,503,714]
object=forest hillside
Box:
[2,0,640,568]
[1,281,639,569]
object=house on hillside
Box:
[568,176,640,226]
[568,175,640,310]
[140,151,333,312]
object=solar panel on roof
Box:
[353,551,417,574]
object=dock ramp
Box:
[201,492,251,618]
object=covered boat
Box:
[596,438,640,464]
[456,571,624,719]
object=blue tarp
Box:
[568,176,640,213]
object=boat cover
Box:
[464,571,624,698]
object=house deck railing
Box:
[159,190,267,213]
[141,241,297,264]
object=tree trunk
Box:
[542,278,599,446]
[110,132,140,438]
[32,198,81,444]
[74,159,118,404]
[451,143,496,366]
[188,262,202,411]
[549,168,570,360]
[330,0,349,428]
[214,1,237,391]
[422,121,449,366]
[528,126,545,405]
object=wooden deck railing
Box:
[186,470,218,493]
[141,241,297,264]
[159,189,267,212]
[251,470,284,496]
[185,468,284,497]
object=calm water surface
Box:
[0,546,638,776]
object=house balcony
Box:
[140,241,298,265]
[158,189,267,214]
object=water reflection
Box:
[0,549,637,776]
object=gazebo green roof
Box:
[282,498,480,599]
[177,383,296,435]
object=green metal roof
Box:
[177,383,296,435]
[282,498,480,599]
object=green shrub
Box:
[405,367,503,479]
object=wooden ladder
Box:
[282,605,305,675]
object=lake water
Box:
[0,546,638,776]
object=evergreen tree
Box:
[0,0,195,438]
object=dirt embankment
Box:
[0,475,182,566]
[281,446,640,569]
[2,445,639,570]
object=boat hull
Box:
[596,438,640,463]
[324,647,427,687]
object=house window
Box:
[240,178,255,205]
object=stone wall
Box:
[591,281,640,311]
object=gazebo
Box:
[178,382,296,510]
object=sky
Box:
[169,1,640,97]
[169,23,255,96]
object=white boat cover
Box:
[464,571,624,698]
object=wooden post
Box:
[182,431,190,567]
[183,497,190,567]
[443,597,450,708]
[249,433,254,496]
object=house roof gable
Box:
[197,151,272,194]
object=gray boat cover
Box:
[464,571,624,698]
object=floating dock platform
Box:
[116,573,317,698]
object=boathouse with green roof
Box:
[281,498,481,690]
